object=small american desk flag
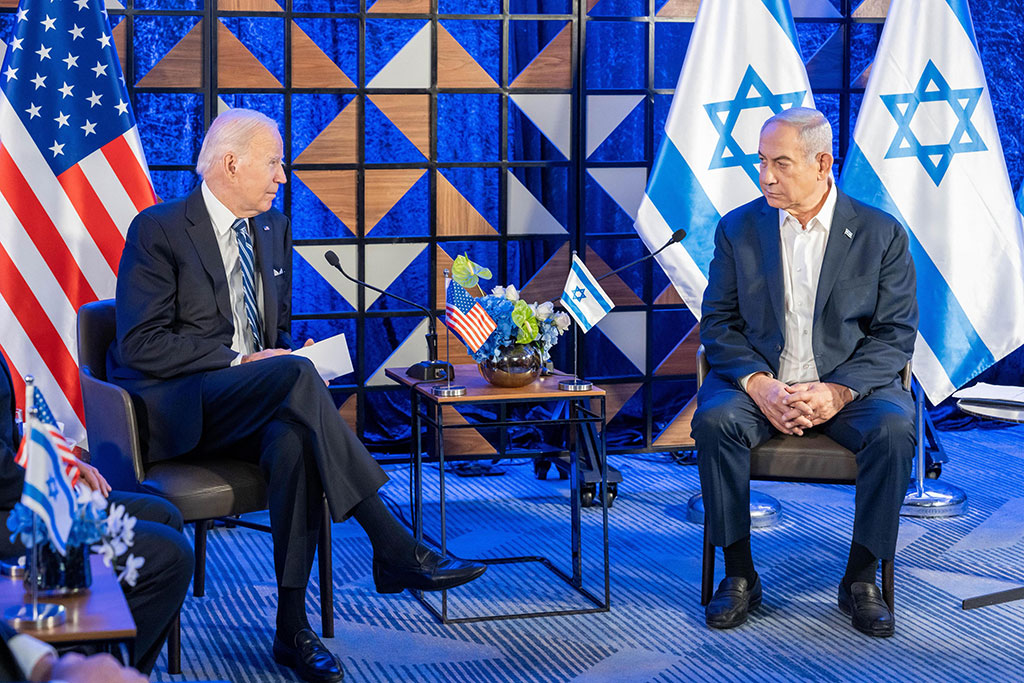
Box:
[16,384,82,489]
[445,278,496,353]
[0,0,156,441]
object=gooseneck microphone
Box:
[595,228,688,282]
[324,250,453,381]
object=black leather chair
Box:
[76,299,334,674]
[696,346,912,614]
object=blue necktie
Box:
[232,218,264,352]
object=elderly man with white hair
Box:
[109,108,485,682]
[692,107,918,637]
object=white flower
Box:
[117,553,145,587]
[503,284,520,301]
[491,285,506,298]
[92,539,116,567]
[536,301,554,319]
[554,311,571,332]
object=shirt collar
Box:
[201,181,245,237]
[778,179,837,234]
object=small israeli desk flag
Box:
[561,255,614,333]
[634,0,813,318]
[21,417,77,556]
[840,0,1024,404]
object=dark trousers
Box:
[691,372,915,561]
[191,354,388,588]
[0,491,193,675]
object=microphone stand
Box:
[596,228,687,282]
[324,251,453,381]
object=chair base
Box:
[900,479,968,517]
[686,491,782,528]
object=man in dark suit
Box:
[692,107,918,637]
[108,108,484,683]
[0,353,193,676]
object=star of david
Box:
[880,60,987,186]
[572,286,588,302]
[47,476,58,498]
[704,65,807,186]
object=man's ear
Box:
[818,152,834,179]
[223,152,238,179]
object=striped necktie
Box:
[231,218,264,352]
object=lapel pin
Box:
[263,225,270,231]
[844,228,853,239]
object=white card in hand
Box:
[292,333,354,381]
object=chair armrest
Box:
[79,367,146,491]
[696,345,708,387]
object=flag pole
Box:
[560,252,592,392]
[5,377,66,630]
[433,270,466,398]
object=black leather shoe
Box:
[373,542,487,593]
[838,581,895,637]
[272,629,344,683]
[705,575,762,629]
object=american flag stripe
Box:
[101,135,156,211]
[58,162,126,272]
[447,306,492,349]
[80,152,137,234]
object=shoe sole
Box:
[705,594,761,629]
[837,596,895,638]
[373,564,488,594]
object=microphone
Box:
[324,250,453,381]
[596,228,687,282]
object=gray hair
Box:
[761,107,832,164]
[196,108,280,178]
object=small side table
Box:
[386,365,611,624]
[955,399,1024,609]
[0,554,136,656]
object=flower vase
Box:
[478,343,542,388]
[25,543,92,594]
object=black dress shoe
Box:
[838,581,895,637]
[705,575,762,629]
[272,629,344,683]
[373,542,487,594]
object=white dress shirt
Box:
[201,182,265,362]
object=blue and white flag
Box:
[634,0,813,318]
[840,0,1024,404]
[1017,183,1024,216]
[561,255,614,333]
[20,415,77,555]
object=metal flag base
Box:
[686,491,782,528]
[5,603,65,629]
[558,378,592,392]
[900,479,968,517]
[431,384,467,398]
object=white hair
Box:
[762,107,832,164]
[196,108,280,178]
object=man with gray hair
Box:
[692,107,918,636]
[109,108,485,682]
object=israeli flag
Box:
[840,0,1024,404]
[561,255,614,333]
[634,0,813,318]
[21,419,77,555]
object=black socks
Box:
[723,535,757,584]
[351,494,419,565]
[842,541,879,589]
[276,587,310,643]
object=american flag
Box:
[16,384,81,489]
[0,0,156,441]
[444,278,496,353]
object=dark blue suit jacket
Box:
[109,186,293,462]
[699,190,918,397]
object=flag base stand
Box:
[0,560,24,578]
[686,491,782,528]
[5,603,65,629]
[432,385,467,398]
[558,378,592,392]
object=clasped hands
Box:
[745,373,852,436]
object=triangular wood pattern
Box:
[519,243,572,304]
[654,324,700,376]
[364,169,427,233]
[136,21,203,88]
[654,283,686,306]
[854,62,873,88]
[111,20,127,80]
[852,0,890,19]
[510,23,572,89]
[338,395,357,432]
[367,0,431,13]
[436,171,496,237]
[293,170,356,234]
[590,382,642,431]
[367,94,430,158]
[219,0,282,10]
[437,24,498,88]
[291,21,355,89]
[652,395,696,448]
[217,21,281,88]
[293,99,359,164]
[656,0,700,18]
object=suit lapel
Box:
[814,190,857,322]
[756,201,786,335]
[183,187,233,325]
[251,213,278,347]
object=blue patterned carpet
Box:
[152,426,1024,682]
